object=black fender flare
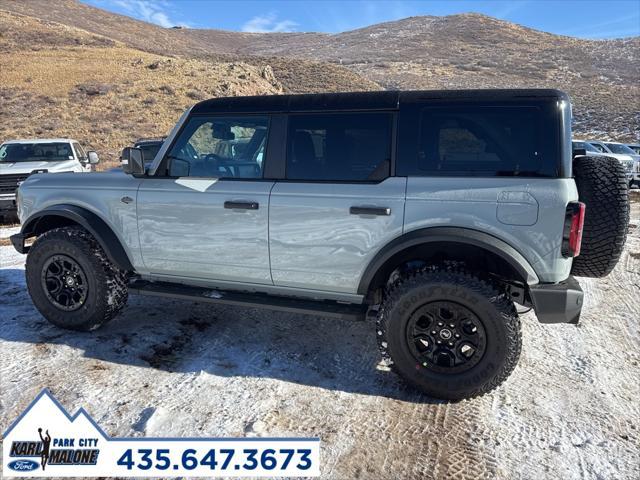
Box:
[20,204,134,271]
[357,227,539,295]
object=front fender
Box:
[16,204,134,271]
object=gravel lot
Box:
[1,192,639,479]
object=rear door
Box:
[269,111,406,294]
[136,114,274,284]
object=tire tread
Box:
[571,156,629,278]
[26,226,128,330]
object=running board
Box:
[128,280,367,321]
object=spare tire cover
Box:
[571,155,629,278]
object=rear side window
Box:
[418,106,553,177]
[286,112,392,181]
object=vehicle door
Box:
[136,114,274,284]
[268,111,406,294]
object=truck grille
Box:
[0,174,30,194]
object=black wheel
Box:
[377,267,521,400]
[571,156,629,278]
[25,226,128,331]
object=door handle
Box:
[350,206,391,216]
[224,201,259,210]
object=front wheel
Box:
[377,267,521,400]
[25,226,128,331]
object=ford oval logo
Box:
[8,459,39,471]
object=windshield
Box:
[572,141,599,153]
[629,145,640,155]
[604,143,636,155]
[0,143,74,162]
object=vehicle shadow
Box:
[0,268,442,404]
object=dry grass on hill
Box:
[0,11,282,168]
[0,6,380,169]
[1,0,636,168]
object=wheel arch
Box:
[20,204,134,271]
[358,227,539,297]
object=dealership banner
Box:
[3,389,320,477]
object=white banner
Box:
[3,390,320,477]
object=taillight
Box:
[562,202,586,257]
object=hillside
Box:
[0,0,380,95]
[0,11,289,167]
[0,0,638,158]
[184,15,640,141]
[0,4,380,167]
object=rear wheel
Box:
[25,226,128,331]
[377,267,521,400]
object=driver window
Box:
[167,115,268,178]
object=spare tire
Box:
[571,156,629,278]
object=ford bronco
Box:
[10,90,629,399]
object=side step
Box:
[128,280,367,321]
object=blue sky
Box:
[83,1,640,39]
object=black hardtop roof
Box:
[191,89,569,114]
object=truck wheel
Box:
[25,226,128,331]
[377,267,521,400]
[571,156,629,278]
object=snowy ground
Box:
[1,194,639,479]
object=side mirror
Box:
[87,151,100,165]
[121,147,145,175]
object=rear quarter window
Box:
[397,102,561,178]
[420,106,549,176]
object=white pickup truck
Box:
[0,138,99,219]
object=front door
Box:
[137,114,274,284]
[269,111,406,294]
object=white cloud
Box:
[100,0,185,28]
[241,13,298,33]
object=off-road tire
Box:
[571,156,629,278]
[377,267,521,400]
[25,226,128,331]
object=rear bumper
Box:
[529,276,583,324]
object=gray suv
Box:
[11,90,629,400]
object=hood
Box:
[602,153,633,162]
[0,159,79,175]
[19,170,141,192]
